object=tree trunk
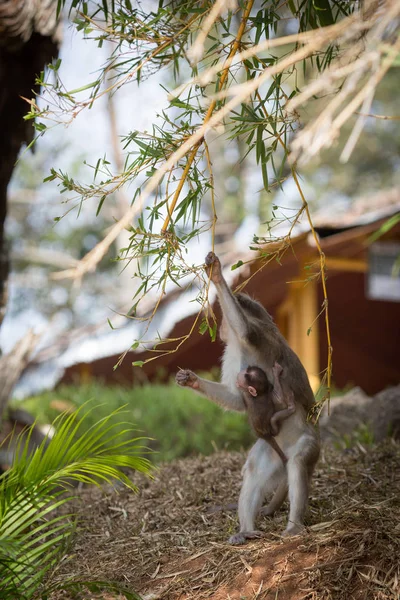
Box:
[0,5,61,329]
[0,330,38,427]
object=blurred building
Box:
[16,189,400,397]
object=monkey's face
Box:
[236,369,248,390]
[236,369,258,398]
[238,366,273,398]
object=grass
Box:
[14,380,254,462]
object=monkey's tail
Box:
[266,436,288,466]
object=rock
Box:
[372,385,400,441]
[319,385,400,443]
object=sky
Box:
[1,22,167,352]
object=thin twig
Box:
[355,112,400,120]
[169,18,362,99]
[53,8,390,281]
[242,70,333,400]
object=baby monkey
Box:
[236,363,295,465]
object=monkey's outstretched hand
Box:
[205,251,222,284]
[176,369,200,389]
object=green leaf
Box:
[261,160,269,192]
[199,319,208,335]
[231,260,244,270]
[65,80,99,95]
[96,195,106,216]
[34,122,47,132]
[170,98,194,111]
[313,0,334,27]
[43,171,57,183]
[0,407,152,599]
[209,322,217,342]
[368,213,400,243]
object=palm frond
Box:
[0,404,152,599]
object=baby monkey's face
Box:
[236,369,249,390]
[236,368,260,398]
[237,366,273,398]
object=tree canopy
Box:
[25,0,400,379]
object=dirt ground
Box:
[51,441,400,600]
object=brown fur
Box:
[234,293,315,412]
[176,252,320,543]
[240,366,288,465]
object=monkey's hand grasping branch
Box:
[205,251,223,284]
[176,369,200,389]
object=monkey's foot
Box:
[260,505,276,517]
[272,361,283,377]
[269,422,279,437]
[175,369,199,389]
[205,252,222,284]
[282,523,304,537]
[228,530,263,545]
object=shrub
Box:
[16,381,255,462]
[0,406,151,599]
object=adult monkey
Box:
[176,252,320,544]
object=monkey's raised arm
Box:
[176,369,246,412]
[205,252,249,341]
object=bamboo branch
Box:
[53,9,384,281]
[247,71,333,399]
[160,0,255,234]
[187,0,237,66]
[169,19,362,99]
[13,246,79,270]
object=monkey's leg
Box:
[228,475,264,545]
[283,431,320,537]
[284,456,309,537]
[229,440,282,545]
[176,369,245,412]
[260,479,288,516]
